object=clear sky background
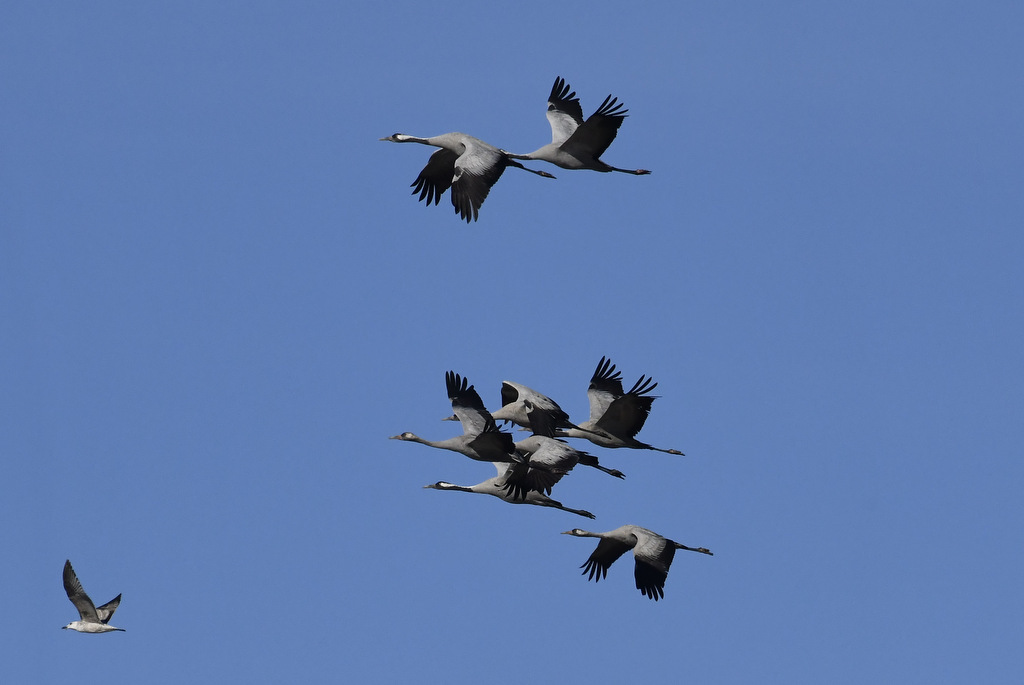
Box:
[3,2,1023,683]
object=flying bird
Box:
[393,371,570,500]
[390,371,523,466]
[424,462,595,519]
[380,132,554,222]
[562,525,712,600]
[61,560,124,633]
[490,380,578,432]
[557,356,685,455]
[514,401,625,488]
[504,76,651,175]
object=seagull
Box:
[562,525,712,601]
[62,560,124,633]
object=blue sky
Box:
[3,1,1023,682]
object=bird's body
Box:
[562,525,712,600]
[490,380,577,431]
[515,401,625,485]
[505,77,650,175]
[558,356,684,455]
[392,371,579,501]
[62,560,124,633]
[391,371,523,465]
[425,462,594,518]
[380,132,554,222]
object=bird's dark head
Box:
[389,432,417,441]
[380,133,409,143]
[561,529,586,536]
[424,481,462,491]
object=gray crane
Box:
[424,462,595,519]
[390,371,524,466]
[504,76,651,175]
[514,401,625,490]
[557,357,685,455]
[562,525,712,601]
[62,560,125,633]
[490,380,579,431]
[380,132,554,222]
[392,371,566,500]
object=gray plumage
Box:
[380,132,554,222]
[62,560,124,633]
[504,77,651,175]
[424,462,595,519]
[562,525,712,601]
[390,371,523,465]
[490,380,578,431]
[515,401,625,487]
[557,356,684,455]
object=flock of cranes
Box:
[392,356,712,601]
[381,76,651,222]
[59,76,694,635]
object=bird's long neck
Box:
[414,436,458,450]
[391,134,432,145]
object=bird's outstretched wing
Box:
[410,148,457,206]
[546,76,585,146]
[580,538,632,582]
[95,594,122,624]
[596,375,659,439]
[450,143,508,223]
[562,94,629,160]
[586,356,624,421]
[446,371,491,436]
[632,531,675,601]
[63,560,99,622]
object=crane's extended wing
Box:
[410,148,457,205]
[581,537,633,582]
[450,142,508,223]
[546,76,585,147]
[446,371,492,436]
[632,530,676,601]
[595,375,658,439]
[561,94,629,161]
[586,356,625,422]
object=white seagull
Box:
[62,560,124,633]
